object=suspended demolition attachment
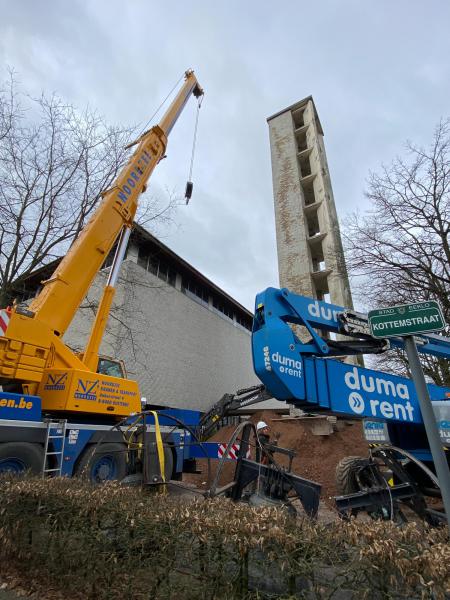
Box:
[208,421,322,518]
[184,181,194,203]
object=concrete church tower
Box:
[267,96,353,310]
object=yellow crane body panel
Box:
[38,368,141,416]
[0,313,50,382]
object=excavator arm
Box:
[198,384,272,440]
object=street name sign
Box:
[368,301,445,338]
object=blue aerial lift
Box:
[251,287,450,524]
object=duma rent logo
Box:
[74,379,99,401]
[344,367,415,422]
[44,373,68,391]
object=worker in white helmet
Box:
[256,420,275,465]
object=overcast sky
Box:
[1,1,449,311]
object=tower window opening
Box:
[296,130,308,153]
[292,109,305,129]
[302,180,316,206]
[307,214,320,238]
[299,155,312,177]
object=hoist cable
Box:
[136,73,185,139]
[188,95,203,182]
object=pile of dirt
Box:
[185,411,369,503]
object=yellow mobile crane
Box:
[0,71,204,419]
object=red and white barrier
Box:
[218,443,251,461]
[0,310,11,335]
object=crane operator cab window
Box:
[97,357,126,379]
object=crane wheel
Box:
[335,456,373,495]
[0,442,43,475]
[74,442,128,483]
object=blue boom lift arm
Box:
[252,287,450,425]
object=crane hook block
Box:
[185,181,194,204]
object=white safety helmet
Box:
[256,421,268,431]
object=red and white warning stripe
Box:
[218,443,251,461]
[0,309,11,335]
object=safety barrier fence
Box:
[0,477,448,599]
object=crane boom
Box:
[29,71,203,337]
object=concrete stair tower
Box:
[267,96,354,310]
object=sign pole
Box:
[404,335,450,529]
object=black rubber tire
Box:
[74,442,128,483]
[0,442,43,475]
[335,456,372,495]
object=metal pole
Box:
[404,335,450,529]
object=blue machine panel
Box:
[325,360,421,423]
[60,429,94,477]
[325,360,450,424]
[187,442,225,459]
[127,409,201,428]
[0,392,41,421]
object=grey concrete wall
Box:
[65,260,260,411]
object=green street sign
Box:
[368,301,445,338]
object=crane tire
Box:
[335,456,371,495]
[0,442,43,475]
[74,442,128,483]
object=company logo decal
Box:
[74,379,99,401]
[263,346,271,372]
[117,150,152,203]
[0,396,34,410]
[44,373,68,391]
[348,392,365,414]
[439,421,450,441]
[364,421,385,429]
[271,351,302,378]
[68,429,80,445]
[307,300,341,323]
[344,367,414,421]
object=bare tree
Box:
[344,120,450,386]
[0,72,179,307]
